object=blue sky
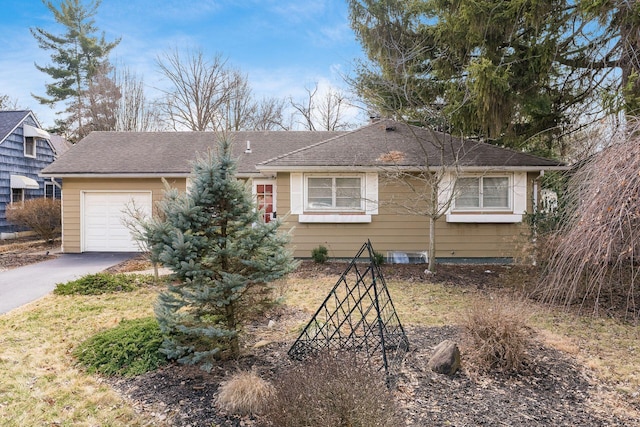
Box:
[0,0,366,128]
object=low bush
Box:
[311,245,329,263]
[74,317,167,377]
[264,352,402,427]
[373,251,385,266]
[216,370,274,415]
[461,296,532,374]
[54,272,148,295]
[5,197,61,241]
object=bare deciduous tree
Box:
[375,123,461,273]
[82,64,120,137]
[250,97,290,130]
[156,48,232,131]
[114,66,163,131]
[0,94,19,110]
[538,121,640,317]
[218,69,256,131]
[290,83,356,131]
[349,36,466,272]
[157,47,290,132]
[80,63,163,137]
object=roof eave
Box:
[41,171,275,179]
[39,172,191,179]
[257,165,569,173]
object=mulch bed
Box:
[3,244,637,426]
[106,261,639,427]
[0,238,58,272]
[109,321,639,427]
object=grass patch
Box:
[74,317,167,377]
[531,309,640,397]
[1,266,639,424]
[54,272,153,295]
[0,288,159,426]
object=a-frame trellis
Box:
[288,240,409,377]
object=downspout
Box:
[531,170,545,265]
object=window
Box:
[455,176,510,210]
[11,188,24,204]
[45,182,56,199]
[24,136,36,157]
[306,176,363,211]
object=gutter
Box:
[256,165,570,173]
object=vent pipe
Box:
[245,140,252,154]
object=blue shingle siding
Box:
[0,112,59,234]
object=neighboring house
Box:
[0,110,69,238]
[41,119,566,261]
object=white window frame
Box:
[304,174,364,212]
[445,172,527,223]
[290,172,378,223]
[252,179,277,222]
[45,182,56,199]
[453,175,512,212]
[24,136,36,158]
[11,188,24,204]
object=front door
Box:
[254,180,276,223]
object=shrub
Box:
[311,245,329,263]
[373,251,385,266]
[265,352,402,427]
[5,197,61,241]
[54,273,147,295]
[74,317,167,377]
[216,370,274,416]
[461,296,532,374]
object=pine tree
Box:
[348,0,640,156]
[31,0,120,140]
[144,138,297,369]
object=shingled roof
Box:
[258,119,564,171]
[42,120,564,177]
[0,110,31,143]
[41,130,345,177]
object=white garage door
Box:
[83,192,152,252]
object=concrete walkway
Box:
[0,252,137,314]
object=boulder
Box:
[428,339,461,375]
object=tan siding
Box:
[61,178,186,253]
[62,171,532,259]
[278,172,530,260]
[280,174,430,258]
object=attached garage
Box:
[82,191,152,252]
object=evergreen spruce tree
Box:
[145,138,297,369]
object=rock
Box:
[428,339,461,375]
[267,319,276,328]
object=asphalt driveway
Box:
[0,252,137,314]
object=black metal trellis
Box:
[288,240,409,377]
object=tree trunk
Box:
[428,216,436,272]
[226,302,240,358]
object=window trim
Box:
[45,182,56,199]
[24,136,36,158]
[304,174,365,212]
[453,175,512,212]
[11,188,24,204]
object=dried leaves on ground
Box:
[0,238,58,272]
[4,244,638,426]
[108,262,639,427]
[110,321,639,427]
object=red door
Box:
[256,183,274,223]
